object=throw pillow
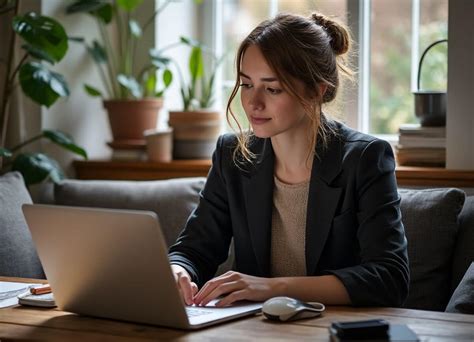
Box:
[399,188,465,311]
[54,177,205,246]
[0,172,44,278]
[451,196,474,293]
[445,262,474,314]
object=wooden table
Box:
[1,278,473,341]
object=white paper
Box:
[0,281,38,308]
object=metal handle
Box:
[417,39,448,91]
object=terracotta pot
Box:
[144,128,173,162]
[168,110,221,159]
[104,99,163,141]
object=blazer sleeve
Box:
[326,139,410,307]
[168,135,233,287]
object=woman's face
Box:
[240,44,310,139]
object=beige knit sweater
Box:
[270,176,309,277]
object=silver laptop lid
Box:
[22,204,190,328]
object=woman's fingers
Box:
[171,265,197,306]
[216,289,247,307]
[191,282,198,296]
[197,280,243,306]
[178,274,195,305]
[194,272,238,304]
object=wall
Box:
[40,0,112,175]
[446,0,474,169]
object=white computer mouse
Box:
[262,296,325,322]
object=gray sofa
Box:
[1,171,473,313]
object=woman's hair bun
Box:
[311,13,350,55]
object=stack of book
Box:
[107,140,147,161]
[396,124,446,167]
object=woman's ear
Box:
[319,83,328,98]
[307,83,328,100]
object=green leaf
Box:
[19,62,70,108]
[87,40,107,63]
[117,74,142,98]
[149,51,170,69]
[189,46,203,81]
[21,44,55,64]
[65,0,107,14]
[129,19,142,38]
[12,153,65,186]
[144,69,157,97]
[84,84,102,97]
[117,0,143,12]
[180,36,201,47]
[163,69,173,87]
[0,148,12,158]
[92,3,113,23]
[43,130,88,159]
[13,12,68,63]
[68,36,85,42]
[66,1,113,23]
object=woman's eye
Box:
[266,87,282,95]
[239,83,252,89]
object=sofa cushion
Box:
[399,188,465,311]
[0,172,44,278]
[445,262,474,314]
[54,177,205,246]
[451,196,474,293]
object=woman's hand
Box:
[171,264,198,306]
[193,271,282,307]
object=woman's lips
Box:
[250,116,271,125]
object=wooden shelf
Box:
[73,159,211,180]
[395,166,474,187]
[73,160,474,187]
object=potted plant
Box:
[65,0,177,143]
[0,2,87,186]
[168,37,224,159]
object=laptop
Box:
[22,204,262,329]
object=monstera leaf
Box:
[12,153,65,185]
[13,12,68,63]
[43,130,88,159]
[19,62,69,108]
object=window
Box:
[210,0,447,135]
[368,0,448,135]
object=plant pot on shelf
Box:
[144,128,173,162]
[103,98,163,141]
[168,110,221,159]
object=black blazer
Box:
[169,121,409,307]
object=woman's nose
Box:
[248,90,264,111]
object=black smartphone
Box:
[330,319,390,340]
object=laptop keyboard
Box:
[186,307,213,317]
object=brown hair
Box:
[226,12,353,165]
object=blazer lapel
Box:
[306,131,343,275]
[243,139,274,277]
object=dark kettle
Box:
[413,39,448,126]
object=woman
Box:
[168,12,409,308]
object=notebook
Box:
[22,204,261,329]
